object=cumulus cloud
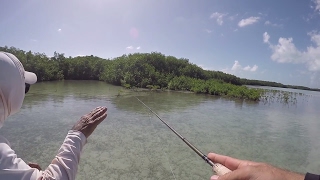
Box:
[231,60,258,72]
[243,65,258,71]
[313,0,320,12]
[210,12,228,25]
[198,64,214,70]
[126,46,141,50]
[58,28,62,32]
[309,31,320,45]
[264,20,283,28]
[238,17,260,27]
[231,60,242,70]
[263,31,320,71]
[263,32,270,43]
[251,65,258,71]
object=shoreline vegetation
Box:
[1,46,319,101]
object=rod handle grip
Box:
[213,163,232,176]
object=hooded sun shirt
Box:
[0,51,87,180]
[0,51,37,128]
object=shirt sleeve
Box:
[0,130,87,180]
[305,173,320,180]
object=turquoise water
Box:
[1,81,319,179]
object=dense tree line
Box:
[1,46,318,99]
[0,46,241,87]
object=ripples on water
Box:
[1,81,320,179]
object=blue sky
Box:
[1,0,320,88]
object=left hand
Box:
[71,106,108,138]
[28,162,42,170]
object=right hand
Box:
[72,106,107,138]
[208,153,305,180]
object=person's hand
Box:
[72,106,107,138]
[28,162,42,170]
[208,153,305,180]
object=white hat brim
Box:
[25,71,37,84]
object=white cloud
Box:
[313,0,320,12]
[250,65,258,71]
[263,32,270,43]
[231,60,242,70]
[126,46,141,50]
[126,46,134,50]
[243,65,258,71]
[210,12,228,25]
[264,20,283,28]
[238,16,260,27]
[234,29,238,32]
[271,38,304,63]
[58,28,62,32]
[199,64,214,70]
[263,31,320,71]
[205,29,212,33]
[243,66,251,71]
[309,31,320,45]
[231,61,258,72]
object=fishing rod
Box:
[135,96,231,176]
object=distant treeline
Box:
[241,79,320,92]
[1,46,319,95]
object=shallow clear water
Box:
[1,81,320,179]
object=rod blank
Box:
[135,96,231,175]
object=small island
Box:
[1,46,319,101]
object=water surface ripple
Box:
[1,81,319,179]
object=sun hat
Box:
[0,51,37,128]
[0,51,37,84]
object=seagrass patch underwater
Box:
[1,81,319,180]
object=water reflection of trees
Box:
[22,81,123,108]
[24,81,263,114]
[111,91,209,114]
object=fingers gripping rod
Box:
[135,96,231,176]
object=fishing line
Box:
[146,106,176,180]
[154,127,177,180]
[135,95,232,176]
[164,151,177,180]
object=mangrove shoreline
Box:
[1,46,319,101]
